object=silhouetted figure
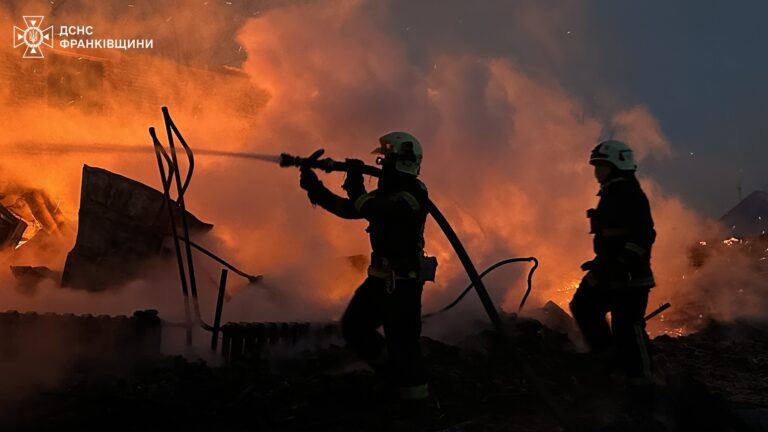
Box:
[570,140,656,408]
[299,132,430,401]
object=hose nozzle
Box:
[279,153,305,168]
[279,149,383,177]
[279,149,327,169]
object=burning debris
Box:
[0,204,25,250]
[61,165,212,291]
[0,158,255,298]
[0,186,70,251]
[0,2,765,430]
[1,312,764,431]
[0,104,759,430]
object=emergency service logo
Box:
[13,16,54,59]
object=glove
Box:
[299,166,321,192]
[344,158,365,173]
[342,158,365,195]
[580,259,597,271]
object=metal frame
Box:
[149,107,225,348]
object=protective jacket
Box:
[587,173,656,288]
[304,167,428,279]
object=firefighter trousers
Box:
[341,276,426,391]
[570,276,653,383]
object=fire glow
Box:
[0,0,765,335]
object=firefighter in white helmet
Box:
[299,131,431,402]
[570,140,656,408]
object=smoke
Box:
[680,247,768,322]
[234,0,674,317]
[0,0,762,347]
[234,0,767,330]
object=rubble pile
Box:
[0,313,764,431]
[0,309,161,408]
[62,165,212,291]
[653,319,768,408]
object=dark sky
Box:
[588,1,768,217]
[386,0,768,217]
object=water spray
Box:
[9,139,534,330]
[138,107,557,426]
[5,142,283,164]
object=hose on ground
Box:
[423,257,539,319]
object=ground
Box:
[0,315,766,432]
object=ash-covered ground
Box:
[0,313,766,432]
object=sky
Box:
[579,1,768,217]
[383,0,768,217]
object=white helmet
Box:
[372,131,423,176]
[589,140,636,171]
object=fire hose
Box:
[280,149,541,333]
[423,257,539,319]
[278,152,584,429]
[149,108,541,355]
[146,108,671,430]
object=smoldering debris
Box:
[0,185,72,253]
[0,186,71,243]
[525,300,582,344]
[0,309,161,409]
[2,162,254,297]
[62,165,212,291]
[0,309,162,362]
[1,313,764,431]
[0,204,25,250]
[9,266,60,295]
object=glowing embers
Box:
[0,187,72,251]
[0,204,27,250]
[558,277,581,294]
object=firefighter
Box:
[569,140,656,403]
[298,132,430,401]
